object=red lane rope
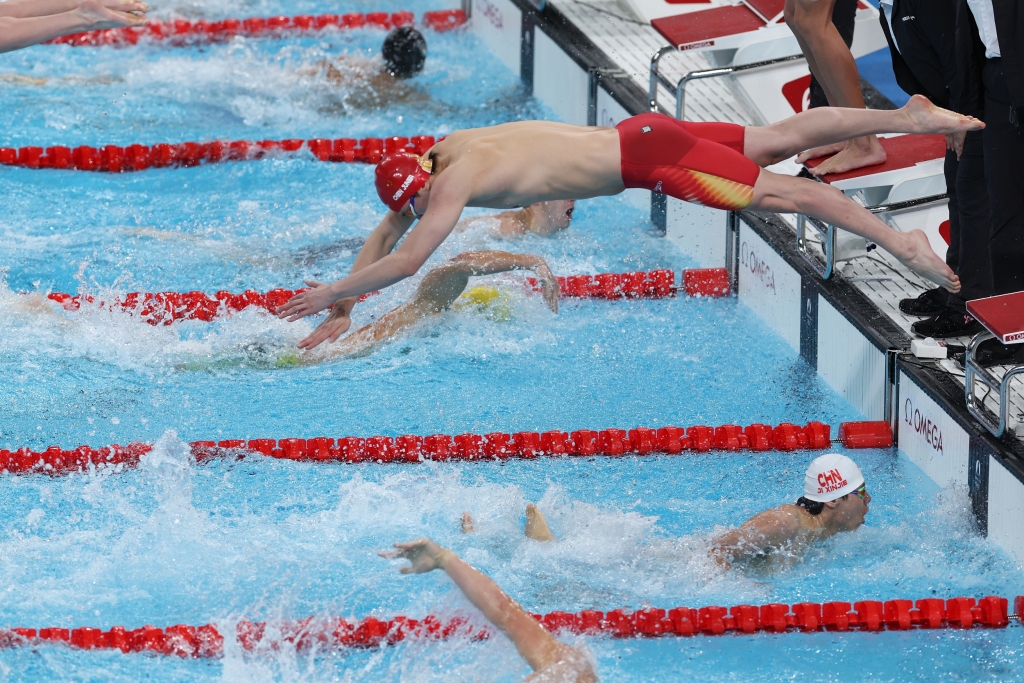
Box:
[0,420,894,476]
[42,269,731,325]
[45,10,466,48]
[0,134,438,172]
[3,595,1016,658]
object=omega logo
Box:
[740,241,776,293]
[477,0,503,29]
[904,397,943,454]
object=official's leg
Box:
[807,0,857,109]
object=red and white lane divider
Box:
[46,9,466,48]
[0,134,438,172]
[0,420,893,476]
[41,268,731,326]
[2,595,1017,658]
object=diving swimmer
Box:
[288,250,557,363]
[473,454,869,571]
[276,96,983,350]
[0,0,147,54]
[383,538,598,683]
[455,200,576,238]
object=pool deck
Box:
[469,0,1024,562]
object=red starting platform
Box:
[651,0,785,52]
[967,293,1024,345]
[804,134,946,190]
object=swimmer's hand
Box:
[276,280,351,349]
[533,260,559,314]
[77,0,149,29]
[380,538,452,574]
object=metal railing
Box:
[796,192,948,280]
[965,331,1024,437]
[649,49,804,120]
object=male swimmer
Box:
[280,250,557,364]
[455,200,576,239]
[276,96,983,350]
[383,538,598,683]
[469,454,869,571]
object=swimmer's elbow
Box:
[396,253,426,278]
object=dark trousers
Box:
[809,0,858,108]
[983,58,1024,295]
[945,130,993,311]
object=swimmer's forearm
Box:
[326,252,420,302]
[0,0,78,19]
[0,12,89,52]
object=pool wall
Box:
[469,0,1024,567]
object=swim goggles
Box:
[851,484,868,500]
[405,195,423,219]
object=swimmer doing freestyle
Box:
[469,454,869,571]
[276,96,982,349]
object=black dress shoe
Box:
[899,288,947,317]
[911,307,985,339]
[951,339,1024,368]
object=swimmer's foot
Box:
[796,141,845,165]
[902,94,985,134]
[524,504,555,542]
[809,137,887,177]
[461,511,475,534]
[894,229,961,293]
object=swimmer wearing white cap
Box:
[709,453,870,569]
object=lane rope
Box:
[41,269,732,325]
[45,10,467,47]
[0,420,894,476]
[0,135,439,172]
[3,595,1017,658]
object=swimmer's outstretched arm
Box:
[278,173,474,348]
[384,538,597,683]
[0,0,147,53]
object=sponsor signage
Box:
[897,371,968,488]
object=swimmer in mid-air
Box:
[0,0,147,54]
[284,250,557,363]
[383,537,598,682]
[468,454,869,571]
[276,95,982,349]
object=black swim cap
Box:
[382,27,427,78]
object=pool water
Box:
[1,5,1022,682]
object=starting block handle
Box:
[797,214,836,280]
[965,331,1024,437]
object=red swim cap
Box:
[375,153,431,213]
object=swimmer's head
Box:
[799,453,870,530]
[382,27,427,78]
[454,286,514,322]
[376,153,432,212]
[526,200,575,236]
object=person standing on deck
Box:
[274,98,982,350]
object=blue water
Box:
[1,6,1022,682]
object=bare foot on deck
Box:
[461,511,475,534]
[796,141,845,165]
[524,504,556,542]
[901,94,985,134]
[894,229,961,292]
[808,135,887,177]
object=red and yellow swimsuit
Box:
[616,113,761,211]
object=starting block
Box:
[798,134,949,278]
[965,292,1024,437]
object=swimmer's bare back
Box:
[430,122,625,208]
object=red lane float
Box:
[0,135,439,172]
[2,595,1015,658]
[41,269,718,326]
[46,10,466,48]
[0,421,895,476]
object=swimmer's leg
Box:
[749,168,960,291]
[461,511,475,534]
[525,504,555,542]
[743,94,983,167]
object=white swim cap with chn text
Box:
[803,453,865,502]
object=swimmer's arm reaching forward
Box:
[384,538,597,683]
[278,168,474,349]
[0,0,147,53]
[300,251,559,362]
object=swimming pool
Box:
[1,5,1022,681]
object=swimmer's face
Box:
[830,486,870,531]
[531,200,575,236]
